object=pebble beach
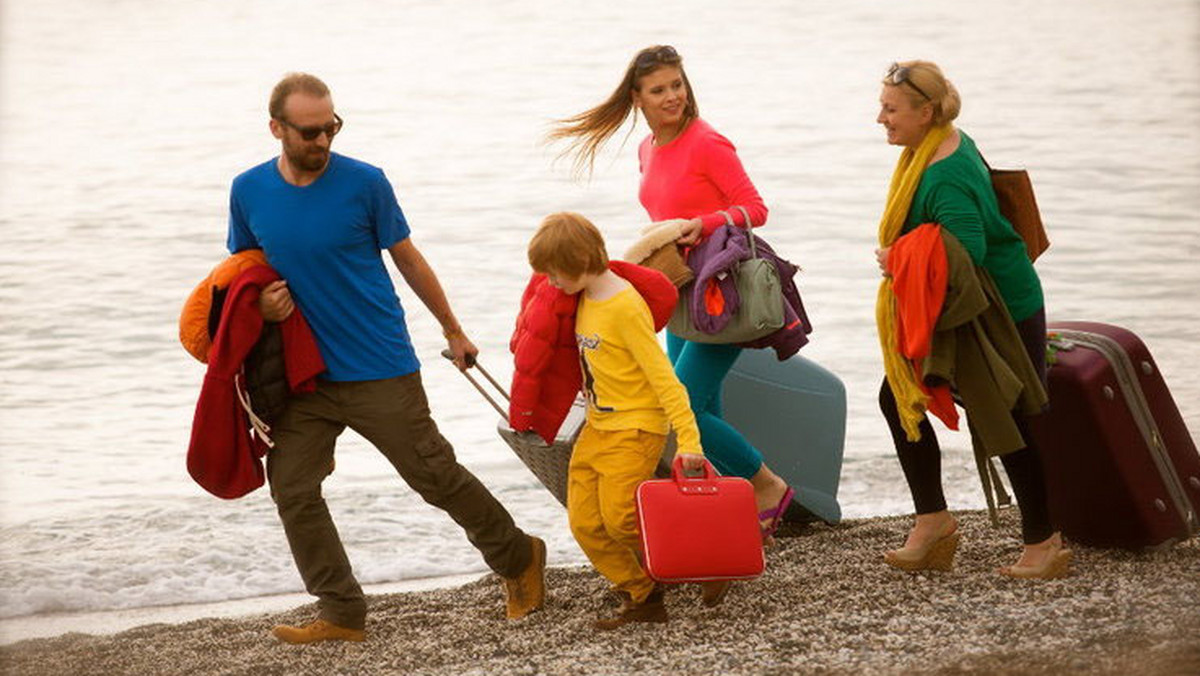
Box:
[3,510,1197,676]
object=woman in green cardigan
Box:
[873,60,1071,579]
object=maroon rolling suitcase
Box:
[1031,321,1200,550]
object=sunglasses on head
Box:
[276,113,344,141]
[635,45,680,71]
[885,63,931,101]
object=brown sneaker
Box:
[594,587,667,630]
[504,535,546,619]
[700,579,733,607]
[271,619,365,644]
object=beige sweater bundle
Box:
[623,219,693,287]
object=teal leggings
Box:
[666,332,764,479]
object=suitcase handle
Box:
[441,349,511,423]
[671,455,720,495]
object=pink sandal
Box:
[758,487,795,540]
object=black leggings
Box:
[879,308,1054,545]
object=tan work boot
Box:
[504,535,546,619]
[594,586,667,630]
[271,618,365,644]
[700,579,733,607]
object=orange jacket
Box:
[889,223,958,430]
[179,249,269,363]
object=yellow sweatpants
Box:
[567,424,665,604]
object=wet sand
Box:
[3,510,1198,676]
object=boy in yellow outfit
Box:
[527,212,718,629]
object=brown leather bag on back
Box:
[981,156,1051,263]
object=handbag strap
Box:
[730,205,758,259]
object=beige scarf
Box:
[876,124,953,441]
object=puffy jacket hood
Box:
[608,260,678,330]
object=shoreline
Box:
[3,511,1198,675]
[0,572,483,647]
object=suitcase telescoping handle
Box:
[671,455,721,495]
[440,349,510,423]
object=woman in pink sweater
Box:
[550,45,794,541]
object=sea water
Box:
[1,0,1197,627]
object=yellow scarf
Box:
[876,124,952,441]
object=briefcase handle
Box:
[671,455,720,495]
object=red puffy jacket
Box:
[509,261,678,444]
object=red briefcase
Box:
[636,456,764,583]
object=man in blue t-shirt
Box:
[228,73,546,644]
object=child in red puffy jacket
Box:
[519,212,718,628]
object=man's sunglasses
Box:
[276,113,344,141]
[885,63,931,101]
[635,45,680,71]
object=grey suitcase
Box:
[444,352,635,506]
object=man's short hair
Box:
[269,73,331,120]
[527,212,609,278]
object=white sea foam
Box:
[0,481,574,619]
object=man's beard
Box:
[285,144,329,172]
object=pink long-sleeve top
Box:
[637,117,768,238]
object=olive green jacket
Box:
[923,231,1047,523]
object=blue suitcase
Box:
[723,350,846,524]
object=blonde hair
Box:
[547,45,699,178]
[269,72,331,120]
[885,60,961,126]
[527,212,609,278]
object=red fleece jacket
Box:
[187,265,325,499]
[509,261,677,444]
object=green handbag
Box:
[667,207,784,344]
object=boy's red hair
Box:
[528,212,609,278]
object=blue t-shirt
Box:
[227,153,419,381]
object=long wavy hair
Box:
[548,45,699,178]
